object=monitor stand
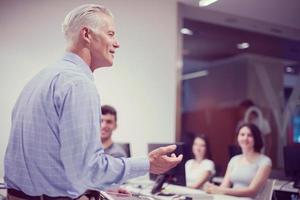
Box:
[151,174,168,194]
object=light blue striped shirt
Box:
[4,52,149,198]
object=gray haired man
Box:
[4,4,182,200]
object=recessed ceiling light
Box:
[286,66,294,73]
[182,70,209,80]
[199,0,219,7]
[237,42,250,49]
[180,28,193,35]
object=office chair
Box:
[116,142,131,157]
[255,179,275,200]
[228,144,242,160]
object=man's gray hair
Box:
[62,4,113,43]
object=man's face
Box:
[90,14,120,68]
[100,113,117,141]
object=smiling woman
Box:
[205,123,272,199]
[185,134,216,189]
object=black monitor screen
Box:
[147,142,187,194]
[284,145,300,189]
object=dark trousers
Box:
[7,189,101,200]
[7,194,89,200]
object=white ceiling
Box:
[179,0,300,30]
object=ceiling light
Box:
[199,0,219,7]
[180,28,193,35]
[286,66,294,73]
[182,70,209,80]
[237,42,250,49]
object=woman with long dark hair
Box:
[185,134,215,189]
[205,124,272,199]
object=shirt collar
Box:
[62,52,94,81]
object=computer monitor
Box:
[147,142,187,194]
[283,145,300,189]
[292,113,300,144]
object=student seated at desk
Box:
[101,105,128,158]
[185,134,215,189]
[205,124,272,199]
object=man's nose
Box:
[113,40,120,48]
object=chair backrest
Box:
[255,179,275,200]
[228,144,242,160]
[116,142,131,157]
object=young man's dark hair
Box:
[101,105,117,121]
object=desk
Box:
[213,176,299,193]
[164,184,251,200]
[273,180,299,200]
[125,176,251,200]
[274,180,299,193]
[1,176,298,200]
[212,177,298,193]
[212,176,300,200]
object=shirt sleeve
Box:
[228,155,239,170]
[56,79,149,192]
[202,159,216,175]
[185,159,192,172]
[258,155,272,168]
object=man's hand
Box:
[105,188,131,197]
[148,144,183,174]
[106,188,130,195]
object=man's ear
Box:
[80,27,92,44]
[113,123,117,131]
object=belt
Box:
[7,188,74,200]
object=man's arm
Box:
[148,145,183,174]
[57,80,147,190]
[57,80,182,191]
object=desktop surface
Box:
[272,190,299,200]
[125,175,250,200]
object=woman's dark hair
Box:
[194,133,212,159]
[237,123,264,153]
